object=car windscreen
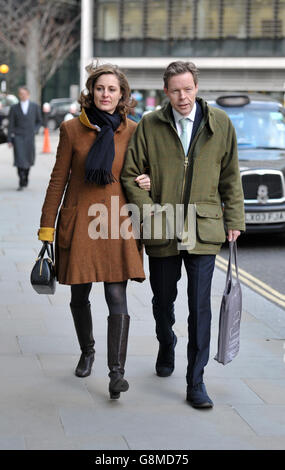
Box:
[219,106,285,150]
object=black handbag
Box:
[30,242,56,294]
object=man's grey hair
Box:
[163,61,199,89]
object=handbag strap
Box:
[37,242,54,263]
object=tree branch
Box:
[0,0,80,92]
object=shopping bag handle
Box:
[226,240,239,286]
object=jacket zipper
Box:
[168,123,187,203]
[168,123,204,239]
[180,122,206,206]
[168,118,208,212]
[180,157,189,207]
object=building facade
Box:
[43,0,285,106]
[89,0,285,108]
[94,0,285,58]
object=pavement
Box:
[0,131,285,451]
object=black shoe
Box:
[156,334,177,377]
[186,383,213,409]
[17,186,24,191]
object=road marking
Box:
[216,255,285,309]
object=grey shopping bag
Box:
[215,241,242,365]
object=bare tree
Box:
[0,0,80,102]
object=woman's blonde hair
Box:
[78,62,136,119]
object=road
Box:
[218,231,285,308]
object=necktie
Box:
[179,118,189,155]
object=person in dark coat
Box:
[8,86,42,190]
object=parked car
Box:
[47,98,80,130]
[208,94,285,234]
[0,93,18,129]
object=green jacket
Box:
[121,98,245,257]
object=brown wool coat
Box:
[40,116,145,285]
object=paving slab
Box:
[244,379,285,405]
[0,436,26,451]
[0,355,43,377]
[17,334,79,355]
[234,404,285,437]
[25,434,129,450]
[58,402,256,450]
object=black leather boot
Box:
[70,302,95,377]
[17,168,26,190]
[107,314,130,399]
[23,168,29,187]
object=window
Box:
[250,0,275,38]
[223,0,247,38]
[122,0,144,38]
[170,0,194,39]
[147,0,168,39]
[196,0,220,39]
[278,0,285,37]
[215,107,285,150]
[95,0,285,43]
[97,0,120,40]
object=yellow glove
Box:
[38,227,55,243]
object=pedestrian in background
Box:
[122,61,245,409]
[8,86,42,191]
[38,63,148,400]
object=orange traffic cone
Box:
[42,127,51,153]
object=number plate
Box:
[245,211,285,224]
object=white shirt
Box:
[20,100,29,115]
[172,102,197,152]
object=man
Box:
[8,86,42,190]
[121,61,245,409]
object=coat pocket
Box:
[196,202,226,244]
[57,206,77,249]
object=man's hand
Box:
[227,229,241,242]
[135,174,151,191]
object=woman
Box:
[38,63,150,399]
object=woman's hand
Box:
[135,174,151,191]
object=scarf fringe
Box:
[85,168,117,185]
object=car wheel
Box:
[47,118,57,131]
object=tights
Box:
[70,281,128,315]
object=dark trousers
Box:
[17,167,30,187]
[149,253,216,387]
